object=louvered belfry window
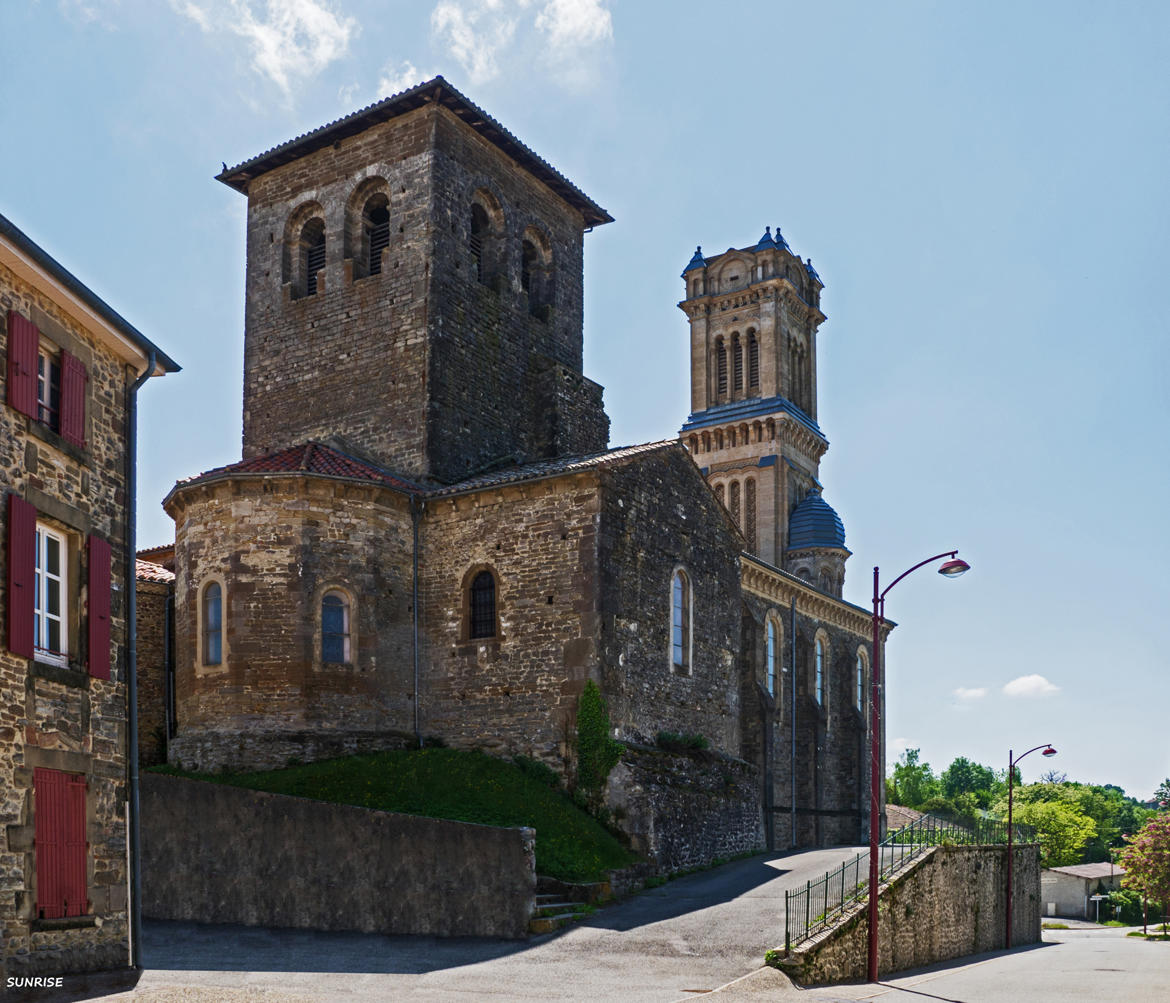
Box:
[302,219,326,296]
[470,204,489,283]
[716,341,728,399]
[748,332,760,393]
[469,570,496,639]
[732,334,744,392]
[34,768,88,919]
[365,200,390,276]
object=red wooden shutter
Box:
[60,350,87,448]
[6,310,38,419]
[6,493,36,658]
[34,768,88,919]
[87,535,111,679]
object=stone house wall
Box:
[776,844,1042,985]
[134,574,171,767]
[0,258,145,977]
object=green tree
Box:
[887,748,940,810]
[1118,813,1170,932]
[940,756,997,807]
[575,680,623,799]
[1153,778,1170,809]
[1008,799,1097,867]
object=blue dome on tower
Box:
[787,487,847,551]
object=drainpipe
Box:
[411,495,423,747]
[125,349,154,969]
[790,594,800,847]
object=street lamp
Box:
[866,551,969,982]
[1006,743,1056,949]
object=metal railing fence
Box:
[783,813,1035,951]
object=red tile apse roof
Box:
[177,442,423,495]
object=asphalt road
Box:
[94,846,866,1002]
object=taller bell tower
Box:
[679,227,849,596]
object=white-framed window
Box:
[34,523,67,666]
[765,615,779,696]
[37,346,62,431]
[321,589,352,663]
[671,568,691,673]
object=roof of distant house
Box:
[216,76,613,228]
[135,560,174,584]
[1045,862,1125,880]
[0,212,180,375]
[886,805,924,832]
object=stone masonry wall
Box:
[597,446,744,754]
[240,106,433,473]
[425,106,605,481]
[166,474,416,772]
[776,844,1042,985]
[606,745,763,871]
[742,593,870,848]
[135,578,170,767]
[1,263,133,977]
[140,773,536,938]
[419,472,601,767]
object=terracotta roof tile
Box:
[136,560,174,583]
[176,442,423,495]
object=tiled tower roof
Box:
[787,487,848,551]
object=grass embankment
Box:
[152,748,638,883]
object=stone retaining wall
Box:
[773,843,1041,984]
[606,745,763,872]
[140,773,535,938]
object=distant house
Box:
[886,804,924,833]
[1041,862,1125,919]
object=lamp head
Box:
[938,558,970,578]
[1042,746,1057,758]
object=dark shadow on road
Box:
[141,850,809,975]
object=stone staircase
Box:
[527,876,609,935]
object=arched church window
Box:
[201,582,222,666]
[362,195,391,276]
[469,569,497,639]
[671,569,691,673]
[321,590,351,663]
[715,338,728,400]
[732,333,744,393]
[744,478,757,553]
[714,482,725,506]
[815,636,826,705]
[856,648,867,711]
[748,331,760,393]
[766,615,781,696]
[521,239,537,295]
[729,480,741,529]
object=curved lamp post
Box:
[867,551,970,982]
[1006,743,1056,948]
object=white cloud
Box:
[172,0,357,95]
[953,686,987,701]
[376,60,429,98]
[431,0,524,86]
[890,737,913,755]
[1002,674,1060,698]
[430,0,612,89]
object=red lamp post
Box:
[867,551,969,983]
[1006,743,1057,949]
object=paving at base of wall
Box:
[772,843,1042,985]
[139,773,535,939]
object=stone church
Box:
[157,77,887,860]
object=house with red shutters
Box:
[0,212,178,982]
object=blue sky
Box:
[3,1,1167,798]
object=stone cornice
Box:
[678,277,826,328]
[741,555,894,641]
